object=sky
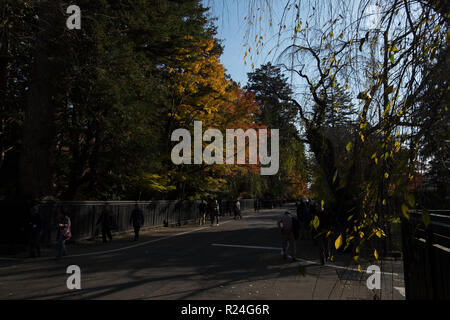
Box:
[203,0,333,96]
[204,0,383,97]
[204,0,285,86]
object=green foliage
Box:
[422,209,431,229]
[245,63,308,199]
[2,1,309,201]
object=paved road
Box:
[0,205,405,300]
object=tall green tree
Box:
[0,1,35,199]
[246,63,308,199]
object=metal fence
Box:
[22,199,259,244]
[401,210,450,299]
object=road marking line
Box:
[68,213,265,258]
[212,243,281,251]
[211,243,399,276]
[69,227,210,258]
[394,286,405,297]
[65,218,239,258]
[0,215,256,262]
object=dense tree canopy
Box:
[246,63,308,199]
[1,0,448,268]
[0,0,308,202]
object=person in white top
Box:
[234,200,242,220]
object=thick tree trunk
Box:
[18,1,61,200]
[306,126,354,229]
[0,2,11,171]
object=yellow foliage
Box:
[167,37,232,126]
[335,234,343,249]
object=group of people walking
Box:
[96,204,145,242]
[27,198,248,259]
[26,203,146,259]
[28,198,329,263]
[277,198,333,265]
[27,205,72,259]
[198,199,242,226]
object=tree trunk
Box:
[18,1,61,200]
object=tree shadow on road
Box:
[1,211,382,300]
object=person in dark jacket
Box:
[56,210,71,259]
[28,206,41,258]
[218,199,223,217]
[254,199,260,213]
[130,204,144,241]
[208,199,219,226]
[199,200,207,225]
[97,205,113,243]
[310,202,320,245]
[297,199,310,240]
[317,206,332,265]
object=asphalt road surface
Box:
[0,205,405,300]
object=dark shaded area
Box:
[401,210,450,299]
[0,199,285,254]
[0,211,375,300]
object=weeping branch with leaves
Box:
[240,0,449,263]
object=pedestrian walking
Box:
[199,200,207,225]
[304,199,312,239]
[254,199,260,213]
[209,199,219,226]
[296,200,302,220]
[28,205,41,258]
[198,200,208,226]
[234,199,242,220]
[218,199,223,216]
[130,204,144,241]
[296,199,309,240]
[310,201,320,245]
[277,211,296,262]
[97,205,113,243]
[56,210,71,259]
[317,206,332,265]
